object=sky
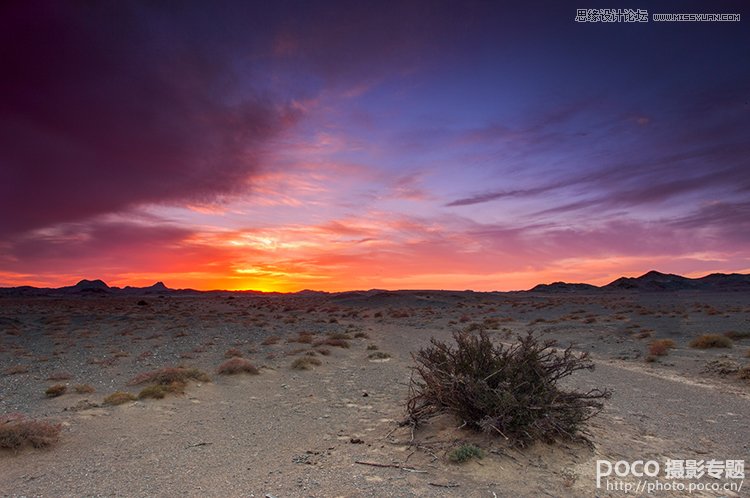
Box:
[1,1,749,292]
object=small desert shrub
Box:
[261,336,280,346]
[138,383,182,399]
[354,332,369,339]
[104,391,136,405]
[291,357,322,370]
[316,348,331,356]
[368,352,391,359]
[128,366,211,386]
[689,334,733,349]
[224,348,243,358]
[45,384,67,398]
[291,332,314,344]
[74,384,96,394]
[0,414,61,449]
[738,366,750,380]
[448,444,484,463]
[644,355,657,363]
[724,331,750,340]
[217,357,259,375]
[635,331,652,339]
[406,330,611,447]
[366,344,379,351]
[314,338,350,349]
[649,339,675,356]
[4,365,29,375]
[327,332,352,340]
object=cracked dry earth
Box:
[1,292,749,497]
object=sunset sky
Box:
[1,1,748,292]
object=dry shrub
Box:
[368,351,391,359]
[313,338,350,349]
[261,336,280,346]
[127,367,211,392]
[4,365,29,375]
[724,331,750,340]
[0,414,61,449]
[327,332,352,340]
[291,357,322,370]
[689,334,733,349]
[224,348,243,358]
[290,332,314,344]
[648,339,675,356]
[405,330,611,447]
[74,384,96,394]
[354,332,369,339]
[217,357,259,375]
[45,384,67,398]
[316,348,331,356]
[738,366,750,380]
[138,383,183,399]
[104,391,136,405]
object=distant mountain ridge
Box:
[532,270,750,293]
[1,271,748,296]
[0,279,176,297]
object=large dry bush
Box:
[0,414,61,449]
[405,330,610,447]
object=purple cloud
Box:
[0,3,298,236]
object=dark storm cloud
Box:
[0,2,298,236]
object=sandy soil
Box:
[1,291,749,497]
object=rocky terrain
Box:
[1,276,749,496]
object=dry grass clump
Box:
[313,337,350,349]
[316,347,331,356]
[290,331,315,344]
[261,336,280,346]
[368,351,391,359]
[104,391,137,405]
[217,357,259,375]
[0,414,61,449]
[138,383,183,399]
[354,332,370,339]
[327,332,352,340]
[738,366,750,380]
[224,348,244,358]
[128,366,211,386]
[648,339,675,356]
[724,331,750,340]
[4,365,29,375]
[405,330,611,447]
[291,357,322,370]
[689,334,733,349]
[74,384,96,394]
[367,344,379,350]
[45,384,67,398]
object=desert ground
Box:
[1,290,749,497]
